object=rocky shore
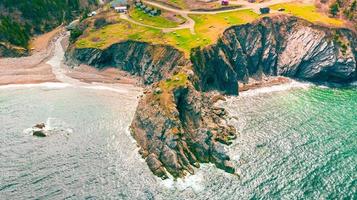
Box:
[66,15,357,179]
[130,69,237,179]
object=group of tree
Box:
[0,0,98,49]
[329,0,357,20]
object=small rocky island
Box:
[66,15,357,179]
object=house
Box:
[115,6,128,13]
[221,0,229,6]
[111,0,128,13]
[88,11,97,17]
[259,7,270,14]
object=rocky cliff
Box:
[130,70,237,179]
[191,15,357,94]
[67,15,357,179]
[66,41,189,85]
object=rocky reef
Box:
[66,15,357,179]
[192,15,357,94]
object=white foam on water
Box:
[239,80,312,97]
[0,82,71,90]
[160,167,207,192]
[82,85,130,94]
[124,126,137,144]
[350,81,357,86]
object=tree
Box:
[329,2,340,17]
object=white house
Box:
[114,6,127,13]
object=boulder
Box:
[32,128,47,137]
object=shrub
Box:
[329,2,340,17]
[94,18,108,29]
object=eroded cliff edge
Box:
[66,15,357,179]
[192,15,357,94]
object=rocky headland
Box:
[66,15,357,179]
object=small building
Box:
[139,4,147,10]
[135,2,142,8]
[115,6,128,13]
[144,7,152,14]
[259,7,270,14]
[221,0,229,6]
[88,11,97,17]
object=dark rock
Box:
[130,81,237,179]
[66,41,189,85]
[191,15,357,95]
[33,129,47,137]
[34,123,45,129]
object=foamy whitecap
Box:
[350,81,357,86]
[161,169,205,192]
[82,85,130,94]
[239,80,312,97]
[0,82,71,90]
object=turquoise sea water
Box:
[0,85,356,199]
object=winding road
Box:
[123,0,311,34]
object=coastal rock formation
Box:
[67,15,357,179]
[191,16,357,94]
[66,41,189,85]
[32,123,48,137]
[130,70,237,179]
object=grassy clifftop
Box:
[74,2,346,58]
[75,9,259,57]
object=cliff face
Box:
[130,71,237,179]
[191,16,357,94]
[67,41,189,84]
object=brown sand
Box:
[66,64,139,85]
[0,27,63,85]
[239,76,291,92]
[0,26,138,86]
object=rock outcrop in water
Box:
[66,15,357,179]
[191,15,357,94]
[130,70,237,179]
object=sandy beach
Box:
[0,28,139,86]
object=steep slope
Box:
[191,15,357,94]
[67,41,189,85]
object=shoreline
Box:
[0,29,140,88]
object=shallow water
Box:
[0,85,356,199]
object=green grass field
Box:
[190,9,259,42]
[76,9,260,56]
[129,8,181,28]
[76,3,344,58]
[270,3,344,26]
